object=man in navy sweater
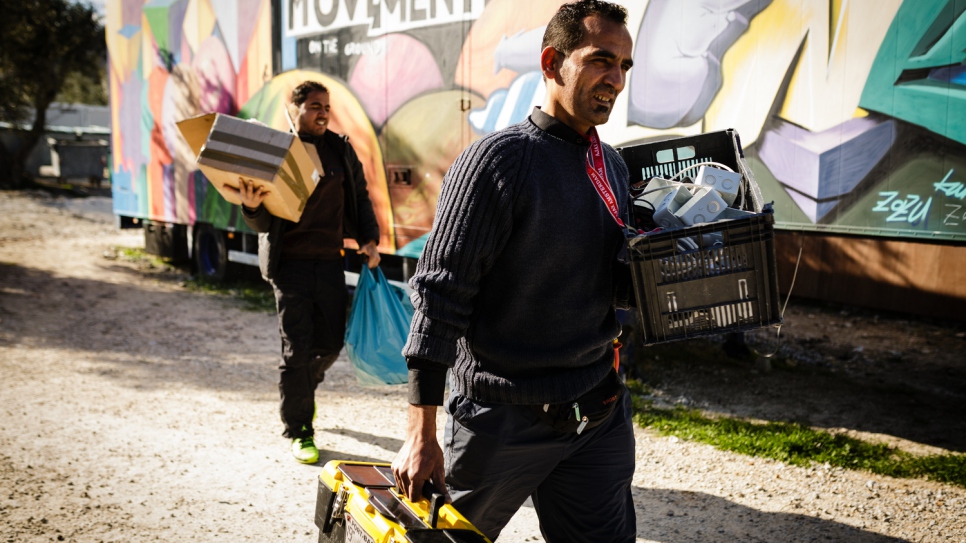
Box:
[392,1,636,541]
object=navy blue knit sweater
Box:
[403,108,631,406]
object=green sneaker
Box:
[292,435,319,464]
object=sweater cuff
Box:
[402,329,459,364]
[407,358,447,406]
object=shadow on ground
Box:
[0,261,276,396]
[620,311,966,453]
[315,449,386,466]
[632,487,908,542]
[323,428,404,454]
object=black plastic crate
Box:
[618,130,779,345]
[618,129,766,230]
[627,208,781,345]
[620,129,743,185]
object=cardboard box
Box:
[177,113,323,223]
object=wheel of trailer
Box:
[194,224,228,281]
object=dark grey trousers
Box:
[443,387,636,542]
[271,259,347,439]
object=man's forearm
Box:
[407,404,438,437]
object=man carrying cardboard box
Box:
[232,81,381,464]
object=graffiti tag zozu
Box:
[872,192,932,226]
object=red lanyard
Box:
[585,127,625,228]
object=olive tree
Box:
[0,0,105,188]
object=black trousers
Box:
[271,259,347,439]
[444,387,636,542]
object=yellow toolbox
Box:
[314,461,490,543]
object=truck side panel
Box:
[107,0,966,247]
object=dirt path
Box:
[1,190,963,543]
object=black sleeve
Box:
[241,204,273,233]
[401,136,519,368]
[406,357,448,406]
[345,140,380,246]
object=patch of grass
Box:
[110,246,273,312]
[182,277,275,313]
[113,246,174,270]
[626,380,966,488]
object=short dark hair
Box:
[291,81,329,106]
[541,0,628,55]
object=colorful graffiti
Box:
[106,0,281,232]
[109,0,966,252]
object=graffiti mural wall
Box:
[108,0,966,254]
[106,0,277,233]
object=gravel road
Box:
[0,189,963,542]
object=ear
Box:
[288,102,301,116]
[540,46,562,81]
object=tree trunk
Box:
[2,143,31,190]
[0,139,13,189]
[1,98,53,190]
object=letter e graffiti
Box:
[411,0,426,22]
[944,204,963,227]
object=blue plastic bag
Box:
[344,266,413,386]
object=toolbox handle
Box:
[420,480,444,529]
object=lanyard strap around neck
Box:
[585,127,625,228]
